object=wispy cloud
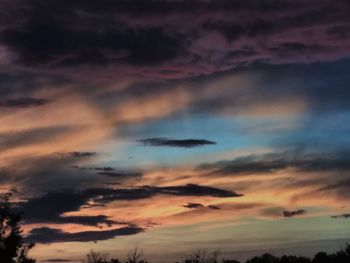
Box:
[139,138,217,148]
[27,226,144,243]
[41,259,74,263]
[183,203,204,209]
[283,210,306,218]
[331,214,350,219]
[0,97,49,108]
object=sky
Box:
[0,0,350,262]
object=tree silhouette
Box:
[312,252,330,263]
[84,249,128,263]
[181,249,220,263]
[126,247,147,263]
[0,193,36,263]
[246,253,279,263]
[82,243,350,263]
[279,255,310,263]
[84,250,112,263]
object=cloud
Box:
[27,226,144,243]
[0,97,49,108]
[94,167,114,172]
[93,167,142,178]
[156,184,241,198]
[208,205,221,210]
[97,171,142,178]
[183,203,204,209]
[0,72,68,97]
[42,259,74,263]
[198,152,350,176]
[75,184,240,205]
[43,215,118,227]
[19,184,241,227]
[283,210,306,218]
[327,25,350,39]
[183,203,221,210]
[67,151,97,158]
[195,151,350,203]
[71,165,142,179]
[19,191,116,226]
[1,0,350,79]
[0,126,75,152]
[0,153,103,195]
[331,214,350,219]
[317,178,350,200]
[139,138,217,148]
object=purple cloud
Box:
[1,0,349,79]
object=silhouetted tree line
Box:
[1,194,350,263]
[83,246,350,263]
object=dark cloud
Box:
[197,152,350,202]
[42,259,74,263]
[0,126,73,152]
[183,203,204,209]
[67,151,97,158]
[283,210,306,218]
[1,0,186,74]
[19,184,240,227]
[56,216,118,227]
[93,167,142,178]
[0,97,49,108]
[27,226,144,243]
[71,165,142,178]
[208,205,221,210]
[139,138,216,148]
[1,0,349,78]
[94,167,114,172]
[157,184,241,198]
[2,22,184,67]
[19,191,117,226]
[182,203,221,210]
[331,214,350,219]
[198,153,350,176]
[269,43,329,53]
[97,171,142,178]
[81,184,240,204]
[21,189,86,221]
[316,178,350,200]
[0,72,70,100]
[327,25,350,39]
[0,153,104,195]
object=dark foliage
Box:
[0,194,36,263]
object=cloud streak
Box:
[331,214,350,219]
[198,153,350,176]
[0,97,49,108]
[27,226,144,243]
[139,138,217,148]
[283,210,306,218]
[183,203,204,209]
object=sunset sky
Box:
[0,1,350,262]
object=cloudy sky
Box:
[1,0,350,262]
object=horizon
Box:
[0,0,350,262]
[34,239,350,263]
